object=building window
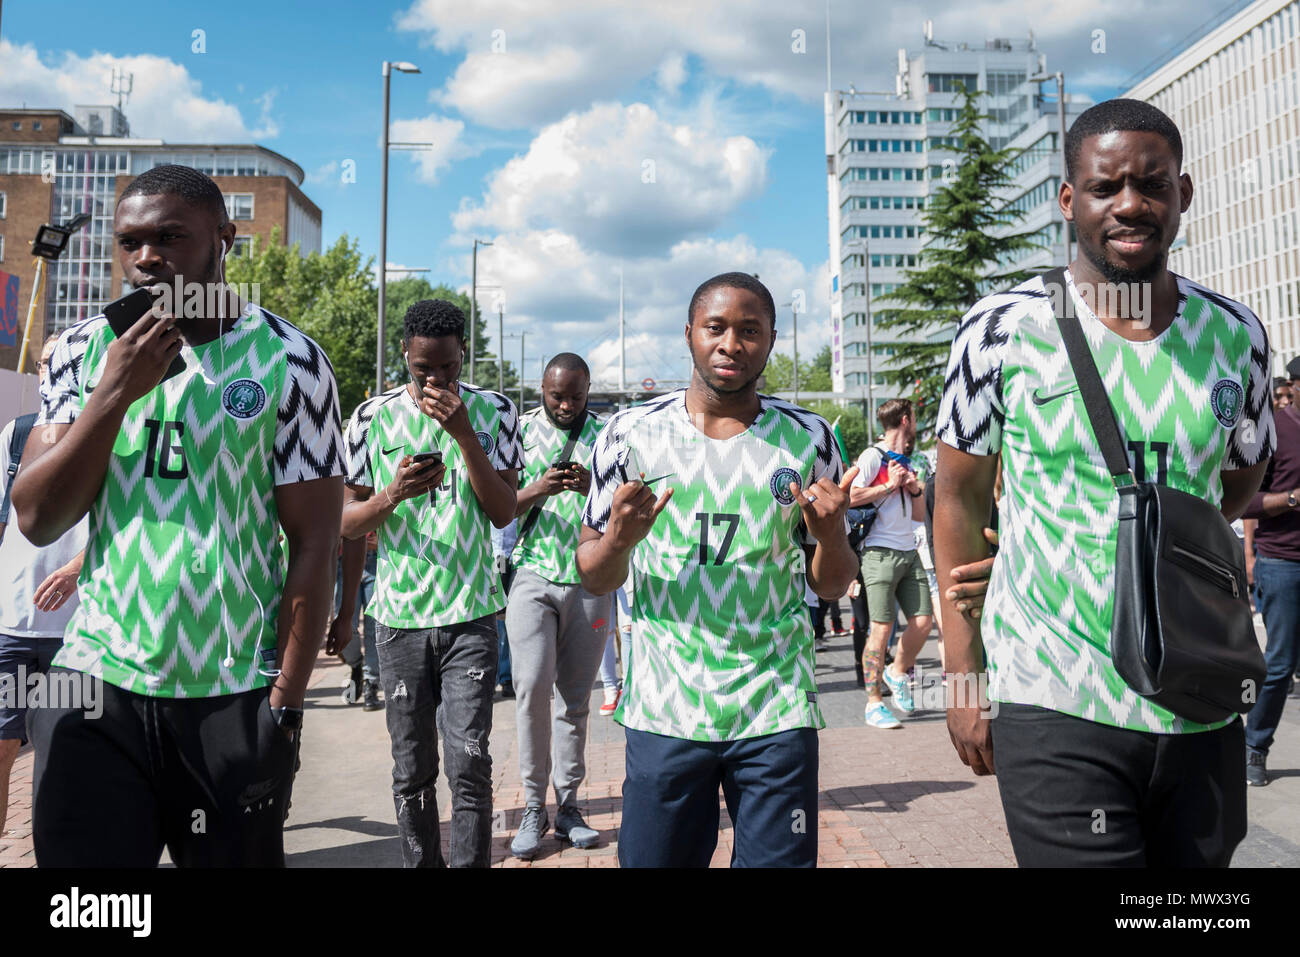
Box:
[33,121,42,131]
[0,235,5,261]
[226,193,254,220]
[927,73,978,94]
[10,121,19,131]
[0,191,5,219]
[231,236,254,257]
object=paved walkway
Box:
[4,606,1299,867]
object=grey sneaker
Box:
[1246,749,1269,787]
[511,805,549,860]
[555,804,599,848]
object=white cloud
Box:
[452,229,828,389]
[453,102,767,256]
[306,159,339,184]
[388,113,470,184]
[0,39,279,142]
[656,53,688,96]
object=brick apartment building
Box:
[0,105,321,373]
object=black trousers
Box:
[28,668,300,867]
[991,702,1247,867]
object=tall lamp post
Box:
[378,59,421,394]
[780,299,801,403]
[470,238,493,386]
[1028,70,1071,264]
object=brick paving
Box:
[5,603,1299,867]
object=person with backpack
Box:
[0,334,88,839]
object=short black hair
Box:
[1065,99,1183,183]
[687,272,776,329]
[1274,376,1292,391]
[118,164,229,224]
[544,352,590,379]
[404,299,466,342]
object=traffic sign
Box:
[641,377,655,391]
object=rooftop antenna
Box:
[110,68,134,112]
[825,0,832,93]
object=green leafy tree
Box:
[872,82,1044,429]
[224,228,378,418]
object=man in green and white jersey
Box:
[14,166,345,867]
[505,353,609,859]
[578,273,860,867]
[935,100,1274,866]
[342,299,521,868]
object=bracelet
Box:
[385,486,397,508]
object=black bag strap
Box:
[514,408,588,551]
[0,413,38,529]
[1043,267,1136,488]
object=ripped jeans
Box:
[375,616,498,867]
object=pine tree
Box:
[872,82,1044,428]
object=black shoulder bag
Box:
[504,409,588,594]
[0,413,38,545]
[1045,267,1264,723]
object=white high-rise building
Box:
[825,29,1089,407]
[1124,0,1300,372]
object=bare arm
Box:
[14,307,183,545]
[325,535,365,656]
[934,442,999,777]
[1221,462,1270,523]
[576,480,673,596]
[340,456,443,539]
[798,466,861,600]
[272,475,344,710]
[514,466,569,518]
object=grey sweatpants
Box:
[504,566,612,809]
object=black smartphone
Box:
[103,288,186,383]
[552,460,578,471]
[412,451,443,467]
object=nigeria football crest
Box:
[222,379,268,419]
[769,466,801,505]
[475,430,495,455]
[1210,378,1244,428]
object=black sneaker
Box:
[499,681,515,699]
[1247,749,1269,787]
[362,680,383,711]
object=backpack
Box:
[0,413,38,543]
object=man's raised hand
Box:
[606,474,673,552]
[788,465,860,542]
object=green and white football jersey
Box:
[937,270,1275,733]
[345,382,522,629]
[512,407,605,584]
[35,303,345,697]
[583,391,843,742]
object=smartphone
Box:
[103,288,187,383]
[552,460,578,471]
[412,451,443,467]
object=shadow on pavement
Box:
[821,780,975,813]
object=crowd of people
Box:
[1,96,1297,869]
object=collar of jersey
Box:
[673,388,770,443]
[1061,268,1186,348]
[186,300,262,354]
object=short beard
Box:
[1082,237,1166,286]
[544,402,580,428]
[690,352,761,398]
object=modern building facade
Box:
[1124,0,1300,373]
[825,31,1089,405]
[0,106,321,373]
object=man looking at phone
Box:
[849,399,933,730]
[13,165,345,866]
[342,299,521,867]
[577,272,859,867]
[504,353,607,859]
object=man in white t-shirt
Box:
[0,335,88,837]
[849,398,933,729]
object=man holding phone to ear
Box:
[342,298,521,868]
[12,165,345,867]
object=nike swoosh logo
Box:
[1031,386,1079,406]
[641,473,674,487]
[382,445,404,455]
[522,444,538,453]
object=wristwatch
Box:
[270,705,304,734]
[1288,490,1297,508]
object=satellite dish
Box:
[924,19,933,42]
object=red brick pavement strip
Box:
[1,653,1017,868]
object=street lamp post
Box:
[1029,70,1071,264]
[378,60,421,395]
[470,238,493,386]
[780,300,801,403]
[497,304,505,394]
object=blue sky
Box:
[0,0,1237,385]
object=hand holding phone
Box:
[98,287,187,404]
